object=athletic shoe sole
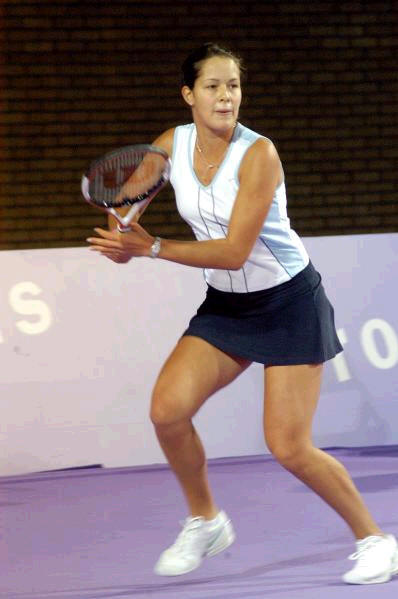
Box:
[344,549,398,585]
[154,517,235,576]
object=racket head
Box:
[81,144,170,211]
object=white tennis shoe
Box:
[154,510,235,576]
[343,533,398,584]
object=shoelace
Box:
[348,536,386,563]
[174,517,205,552]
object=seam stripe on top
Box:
[211,186,234,292]
[197,186,214,288]
[259,237,292,278]
[211,188,249,293]
[198,186,211,238]
[241,265,249,292]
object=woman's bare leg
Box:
[263,363,382,539]
[150,335,251,520]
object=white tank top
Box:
[170,122,309,292]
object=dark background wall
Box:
[0,0,396,250]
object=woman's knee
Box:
[150,378,195,428]
[150,391,179,427]
[265,430,312,470]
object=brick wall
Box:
[0,0,397,249]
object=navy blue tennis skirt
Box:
[183,261,343,365]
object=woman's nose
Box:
[218,85,231,101]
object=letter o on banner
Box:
[360,318,398,370]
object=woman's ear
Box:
[181,85,194,107]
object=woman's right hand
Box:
[96,247,133,264]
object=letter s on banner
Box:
[360,318,398,370]
[9,282,52,335]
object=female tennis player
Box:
[87,43,398,584]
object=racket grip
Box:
[117,224,132,233]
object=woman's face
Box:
[183,56,242,133]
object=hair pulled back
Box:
[181,43,243,89]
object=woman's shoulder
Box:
[236,122,273,146]
[236,124,283,185]
[152,124,193,158]
[235,124,278,164]
[151,127,175,158]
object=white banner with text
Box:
[0,233,397,476]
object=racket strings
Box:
[89,151,166,208]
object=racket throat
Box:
[108,207,132,233]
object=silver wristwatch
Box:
[150,236,161,258]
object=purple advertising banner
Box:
[0,233,397,476]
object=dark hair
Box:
[181,43,243,89]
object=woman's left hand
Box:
[87,222,155,263]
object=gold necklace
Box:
[196,124,236,170]
[195,140,222,170]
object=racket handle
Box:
[117,224,132,233]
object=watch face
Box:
[151,237,161,258]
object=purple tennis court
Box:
[2,446,397,598]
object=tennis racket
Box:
[81,144,170,232]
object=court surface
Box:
[2,446,398,598]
